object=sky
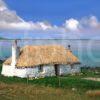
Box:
[0,0,100,39]
[4,0,100,25]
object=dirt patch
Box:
[83,77,100,82]
[86,90,100,97]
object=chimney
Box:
[11,40,19,66]
[68,45,72,52]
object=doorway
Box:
[54,64,59,76]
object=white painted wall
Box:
[14,67,39,78]
[11,40,20,66]
[11,41,17,66]
[1,64,55,78]
[59,64,80,75]
[1,64,15,77]
[41,65,55,77]
[59,65,71,75]
[70,64,80,74]
[14,65,55,78]
[1,64,80,78]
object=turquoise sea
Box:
[0,39,100,67]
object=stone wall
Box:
[1,64,80,78]
[59,64,80,75]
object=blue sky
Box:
[4,0,100,25]
[0,0,100,39]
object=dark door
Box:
[55,64,59,76]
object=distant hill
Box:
[0,59,3,63]
[0,37,3,39]
[0,37,5,39]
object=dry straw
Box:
[4,45,80,68]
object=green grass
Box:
[0,62,100,100]
[81,67,100,78]
[0,62,100,90]
[0,63,2,71]
[0,75,100,91]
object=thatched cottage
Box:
[1,40,80,78]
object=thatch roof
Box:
[4,45,80,68]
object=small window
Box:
[71,64,74,69]
[38,65,43,72]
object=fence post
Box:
[27,75,29,84]
[58,76,61,87]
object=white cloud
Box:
[0,0,23,23]
[0,2,50,34]
[33,22,52,30]
[0,0,53,32]
[0,0,7,11]
[0,0,100,39]
[0,21,53,32]
[80,16,100,28]
[89,16,99,27]
[64,18,79,31]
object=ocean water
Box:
[0,39,100,67]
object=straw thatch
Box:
[4,45,80,68]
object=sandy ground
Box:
[83,78,100,82]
